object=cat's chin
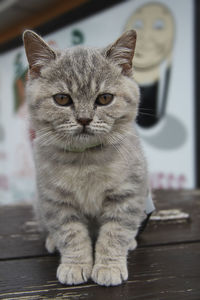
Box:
[60,133,102,152]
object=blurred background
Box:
[0,0,197,204]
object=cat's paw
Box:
[91,263,128,286]
[45,235,56,253]
[57,263,92,285]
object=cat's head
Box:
[23,30,139,151]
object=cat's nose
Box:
[77,118,93,126]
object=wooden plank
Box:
[0,190,200,259]
[0,243,199,299]
[139,189,200,246]
[0,0,89,46]
[0,205,48,259]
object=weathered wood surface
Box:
[0,190,200,299]
[0,205,47,260]
[139,189,200,246]
[0,243,199,300]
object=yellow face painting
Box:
[125,2,174,70]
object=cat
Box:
[23,29,149,286]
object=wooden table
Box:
[0,190,200,299]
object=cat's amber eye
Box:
[53,94,73,106]
[95,94,114,106]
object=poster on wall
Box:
[0,0,195,203]
[123,1,194,189]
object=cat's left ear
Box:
[23,30,56,78]
[105,30,137,76]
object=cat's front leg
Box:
[92,196,144,286]
[91,222,136,286]
[42,200,93,285]
[56,222,93,285]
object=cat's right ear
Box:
[23,30,56,78]
[105,30,137,77]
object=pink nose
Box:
[77,118,93,126]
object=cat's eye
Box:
[95,94,114,106]
[53,94,73,106]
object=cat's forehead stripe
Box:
[90,79,97,94]
[70,80,78,94]
[99,81,106,92]
[58,48,109,93]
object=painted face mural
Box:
[126,3,174,70]
[125,2,175,129]
[125,2,187,153]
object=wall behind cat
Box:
[0,0,195,203]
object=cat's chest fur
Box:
[37,148,126,216]
[63,164,111,214]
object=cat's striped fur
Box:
[23,30,149,286]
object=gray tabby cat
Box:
[23,29,149,286]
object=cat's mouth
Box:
[76,126,94,136]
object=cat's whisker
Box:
[55,123,78,131]
[117,135,141,159]
[117,128,138,138]
[107,136,124,161]
[137,112,156,117]
[138,108,154,112]
[112,128,138,140]
[96,135,104,152]
[37,129,69,147]
[108,132,140,162]
[106,134,131,167]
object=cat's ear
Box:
[23,30,56,78]
[105,30,137,76]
